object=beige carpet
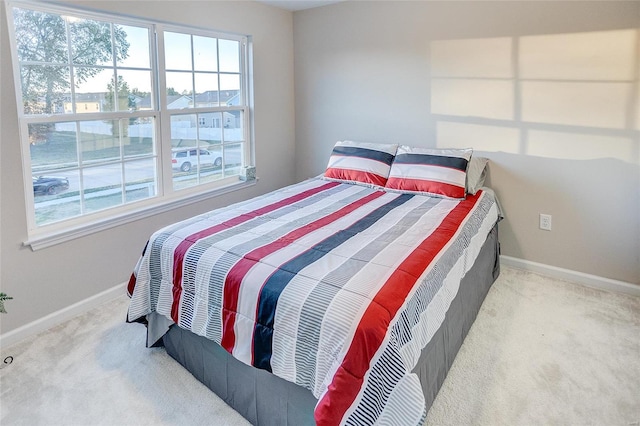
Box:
[1,266,639,425]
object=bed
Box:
[127,142,501,425]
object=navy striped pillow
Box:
[385,146,472,199]
[324,141,398,187]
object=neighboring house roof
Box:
[73,92,107,103]
[225,92,240,106]
[136,94,191,109]
[135,95,153,109]
[194,90,240,105]
[167,95,192,109]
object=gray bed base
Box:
[158,225,500,425]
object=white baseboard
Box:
[2,259,637,349]
[500,255,640,297]
[0,282,127,350]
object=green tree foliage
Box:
[106,75,135,112]
[105,75,135,136]
[131,87,150,98]
[13,8,130,115]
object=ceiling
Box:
[258,0,344,12]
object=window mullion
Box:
[75,121,86,216]
[190,34,196,107]
[64,15,76,115]
[216,38,221,107]
[154,25,174,197]
[120,119,126,205]
[241,38,252,167]
[218,38,225,178]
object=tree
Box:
[105,75,135,136]
[105,75,135,112]
[131,88,149,98]
[167,87,179,96]
[13,8,130,115]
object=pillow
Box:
[385,146,472,199]
[324,140,398,187]
[466,156,489,195]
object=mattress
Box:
[128,177,501,425]
[159,224,499,425]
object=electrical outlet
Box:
[539,214,552,231]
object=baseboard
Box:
[500,255,640,297]
[2,259,636,349]
[0,282,127,349]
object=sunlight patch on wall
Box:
[519,30,636,81]
[430,36,514,120]
[430,28,639,160]
[431,79,514,120]
[526,130,636,163]
[436,121,520,154]
[521,81,631,129]
[431,37,512,78]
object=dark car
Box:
[33,176,70,196]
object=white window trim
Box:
[24,178,258,251]
[7,1,255,250]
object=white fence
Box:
[55,122,243,142]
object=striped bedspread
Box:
[127,177,500,425]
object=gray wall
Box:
[293,1,640,284]
[0,1,296,334]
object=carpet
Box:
[1,266,639,425]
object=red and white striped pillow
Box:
[385,146,472,199]
[324,141,398,187]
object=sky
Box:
[75,24,241,95]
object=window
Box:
[7,2,252,243]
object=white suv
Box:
[172,148,221,172]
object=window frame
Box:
[6,1,255,250]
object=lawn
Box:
[30,130,154,171]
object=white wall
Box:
[293,1,640,285]
[0,1,296,334]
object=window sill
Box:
[24,178,258,251]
